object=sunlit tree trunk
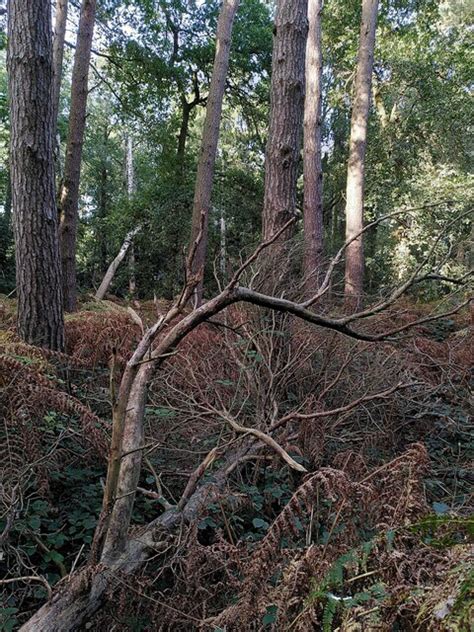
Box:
[303,0,324,293]
[188,0,240,307]
[59,0,97,312]
[344,0,379,308]
[7,0,64,351]
[96,124,109,278]
[52,0,68,132]
[220,208,227,281]
[262,0,307,241]
[95,227,141,301]
[126,135,137,296]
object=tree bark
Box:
[303,0,324,293]
[97,126,109,276]
[19,441,252,632]
[125,135,137,296]
[177,96,192,162]
[52,0,68,133]
[7,0,65,351]
[343,0,379,308]
[262,0,307,241]
[59,0,97,312]
[188,0,240,307]
[94,226,142,301]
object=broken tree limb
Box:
[20,213,470,631]
[213,407,307,473]
[19,442,254,632]
[94,226,142,301]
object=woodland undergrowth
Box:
[0,295,472,631]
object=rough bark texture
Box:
[344,0,379,308]
[7,0,65,351]
[303,0,324,293]
[59,0,97,312]
[262,0,307,241]
[188,0,240,306]
[52,0,68,132]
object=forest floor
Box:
[0,295,472,631]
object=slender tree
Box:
[59,0,97,311]
[262,0,308,241]
[344,0,379,307]
[303,0,324,292]
[126,135,137,296]
[188,0,240,307]
[52,0,68,132]
[7,0,64,350]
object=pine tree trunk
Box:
[303,0,324,293]
[344,0,379,308]
[188,0,240,307]
[59,0,97,312]
[262,0,307,241]
[7,0,65,351]
[52,0,68,132]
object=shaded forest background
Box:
[0,0,472,299]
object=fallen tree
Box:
[94,226,142,301]
[20,214,472,631]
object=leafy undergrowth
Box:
[0,296,472,631]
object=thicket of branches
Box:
[1,237,472,629]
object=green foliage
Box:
[297,516,472,630]
[262,604,278,627]
[0,607,19,632]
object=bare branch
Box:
[227,216,296,289]
[270,382,419,432]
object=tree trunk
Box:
[262,0,307,241]
[94,227,142,301]
[7,0,65,351]
[19,441,253,632]
[177,97,192,162]
[59,0,97,312]
[220,208,227,281]
[125,135,137,296]
[343,0,379,308]
[97,127,109,276]
[188,0,240,307]
[52,0,68,132]
[303,0,324,293]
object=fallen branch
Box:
[95,226,142,301]
[218,409,307,473]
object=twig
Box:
[177,447,219,510]
[0,575,52,599]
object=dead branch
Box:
[217,408,307,473]
[95,225,142,301]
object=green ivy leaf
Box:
[262,604,278,625]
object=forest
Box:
[0,0,472,630]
